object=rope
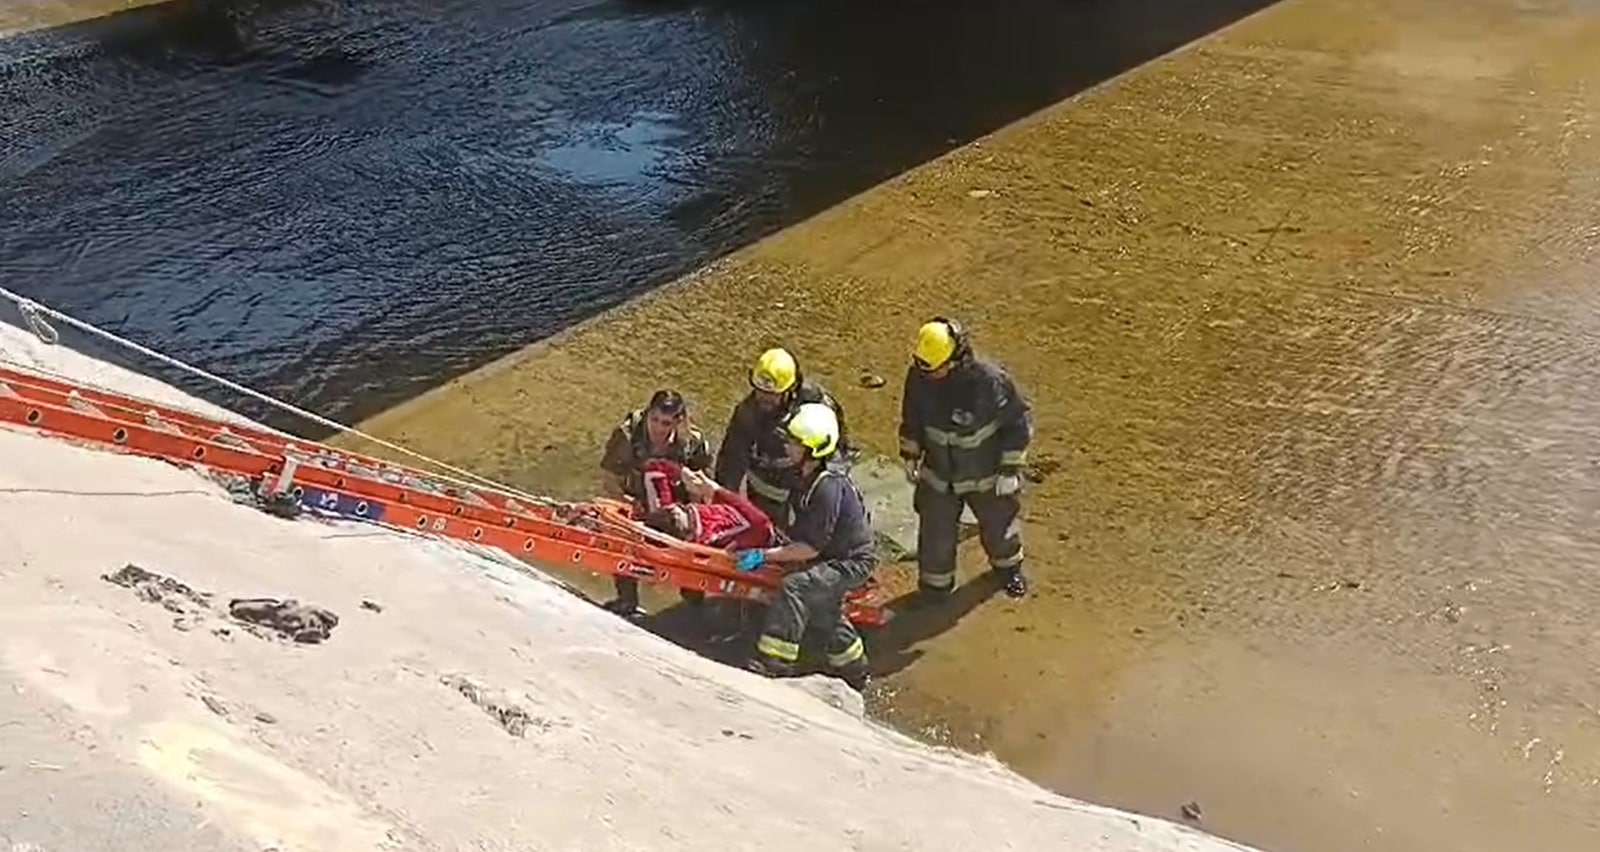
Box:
[0,285,555,507]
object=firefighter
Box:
[713,347,850,530]
[898,317,1033,601]
[598,389,714,617]
[732,402,874,691]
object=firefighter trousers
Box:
[914,484,1023,592]
[754,558,873,670]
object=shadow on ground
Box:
[610,521,997,684]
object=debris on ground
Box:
[441,674,552,737]
[206,471,302,519]
[105,562,342,645]
[200,694,228,718]
[228,598,340,644]
[361,599,384,613]
[100,563,212,615]
[1181,801,1203,822]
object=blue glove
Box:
[734,549,766,572]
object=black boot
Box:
[907,581,953,610]
[832,658,871,692]
[602,597,646,620]
[996,566,1028,599]
[745,655,797,679]
[605,577,645,620]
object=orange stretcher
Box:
[0,364,891,628]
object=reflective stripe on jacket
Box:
[896,357,1032,495]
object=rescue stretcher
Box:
[0,364,892,628]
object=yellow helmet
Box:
[750,347,799,394]
[914,320,959,370]
[784,402,839,459]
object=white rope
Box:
[0,285,554,506]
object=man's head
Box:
[912,318,970,381]
[644,389,687,446]
[643,504,696,540]
[749,348,800,412]
[782,402,841,471]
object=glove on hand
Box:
[734,549,767,572]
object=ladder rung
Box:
[143,409,187,436]
[212,427,254,450]
[66,390,105,417]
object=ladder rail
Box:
[0,365,547,511]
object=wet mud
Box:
[348,0,1600,849]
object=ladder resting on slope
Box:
[0,364,892,628]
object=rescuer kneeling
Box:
[731,402,874,691]
[899,317,1034,601]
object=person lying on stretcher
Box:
[636,458,780,552]
[634,458,783,638]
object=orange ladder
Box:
[0,364,891,627]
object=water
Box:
[0,0,1275,430]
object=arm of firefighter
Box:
[896,365,923,462]
[685,429,715,473]
[993,367,1033,473]
[598,420,634,497]
[712,402,752,489]
[762,477,839,564]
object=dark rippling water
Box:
[0,0,1276,431]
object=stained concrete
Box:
[350,0,1600,850]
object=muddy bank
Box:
[350,0,1600,849]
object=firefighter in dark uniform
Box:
[732,402,874,691]
[598,389,714,617]
[713,347,851,531]
[898,318,1033,601]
